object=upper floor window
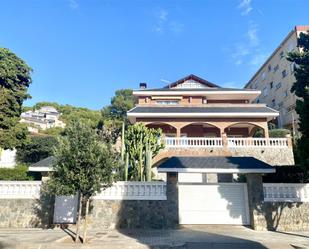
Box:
[279,51,285,59]
[156,100,179,105]
[275,82,282,90]
[261,72,266,80]
[290,62,296,73]
[268,64,272,72]
[262,86,268,97]
[270,82,274,89]
[282,70,287,78]
[283,90,289,98]
[271,99,276,107]
[274,64,279,72]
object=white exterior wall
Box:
[0,149,16,168]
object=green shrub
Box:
[0,164,33,180]
[253,128,291,138]
[269,129,291,138]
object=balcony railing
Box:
[227,137,288,148]
[165,137,223,148]
[163,137,289,148]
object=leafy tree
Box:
[16,135,58,164]
[41,127,64,136]
[254,128,290,138]
[0,48,32,150]
[287,31,309,177]
[124,123,164,181]
[102,89,135,121]
[47,120,119,243]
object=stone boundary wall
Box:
[154,147,294,166]
[254,202,309,231]
[0,174,179,229]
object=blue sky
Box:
[1,0,308,110]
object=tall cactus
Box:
[145,143,152,182]
[138,138,143,181]
[124,152,129,181]
[121,122,125,162]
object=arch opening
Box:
[224,122,266,138]
[146,122,177,137]
[180,122,221,137]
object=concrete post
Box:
[166,172,179,228]
[221,132,228,148]
[286,134,293,148]
[246,174,267,230]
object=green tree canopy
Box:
[16,135,58,164]
[102,89,135,121]
[0,48,32,149]
[287,31,309,176]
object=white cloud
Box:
[247,22,259,47]
[238,0,253,16]
[153,9,184,34]
[68,0,79,9]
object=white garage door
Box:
[179,183,249,225]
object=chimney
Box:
[139,82,147,89]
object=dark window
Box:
[280,51,285,59]
[282,70,287,78]
[270,82,273,89]
[274,64,279,72]
[268,64,272,72]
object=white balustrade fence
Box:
[163,137,289,148]
[0,181,167,200]
[0,181,41,199]
[263,183,309,202]
[165,137,223,148]
[93,181,167,200]
[227,138,288,148]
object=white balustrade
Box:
[165,137,223,148]
[226,138,288,148]
[93,181,167,200]
[164,137,288,148]
[0,181,41,199]
[0,181,167,200]
[263,183,309,202]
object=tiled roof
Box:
[128,106,278,114]
[135,87,257,92]
[157,156,273,170]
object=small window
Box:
[270,82,274,89]
[156,100,179,105]
[271,99,276,107]
[283,90,289,98]
[263,86,268,97]
[275,82,282,90]
[290,62,296,73]
[282,70,287,78]
[268,64,272,72]
[274,64,279,72]
[261,71,266,80]
[257,99,260,103]
[279,51,285,59]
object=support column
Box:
[221,132,228,148]
[176,127,181,137]
[166,172,179,228]
[246,174,267,230]
[264,127,269,138]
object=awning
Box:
[157,156,275,173]
[28,156,54,172]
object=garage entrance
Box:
[178,183,249,225]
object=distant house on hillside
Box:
[20,106,66,133]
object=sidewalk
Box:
[0,226,308,249]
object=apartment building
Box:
[20,106,66,133]
[244,25,309,135]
